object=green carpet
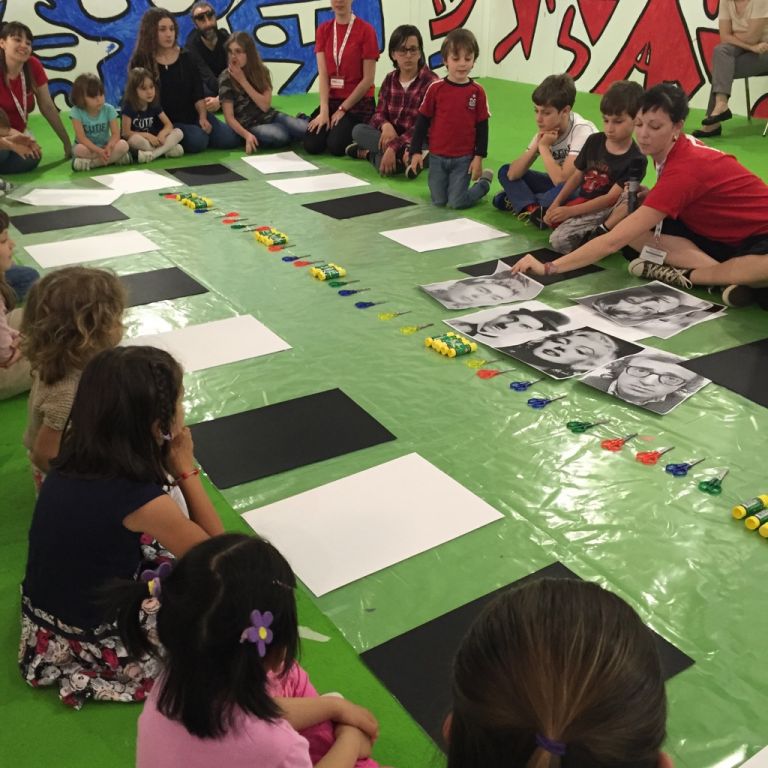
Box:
[1,79,767,768]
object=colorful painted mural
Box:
[2,0,766,117]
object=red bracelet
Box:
[173,468,200,486]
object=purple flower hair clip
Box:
[239,609,274,657]
[140,561,173,598]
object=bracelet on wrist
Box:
[172,467,201,486]
[544,261,559,276]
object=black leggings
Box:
[303,98,374,156]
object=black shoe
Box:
[692,126,722,139]
[528,206,547,230]
[702,109,732,126]
[578,223,609,247]
[720,284,755,308]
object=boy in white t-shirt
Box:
[495,73,596,226]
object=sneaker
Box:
[166,144,184,158]
[116,152,132,166]
[138,149,153,164]
[492,191,514,212]
[720,284,755,308]
[628,258,693,289]
[72,157,91,172]
[479,168,493,184]
[0,178,14,196]
[405,163,422,180]
[345,142,366,160]
[516,204,541,226]
[528,206,547,230]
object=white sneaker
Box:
[0,179,14,196]
[166,144,184,158]
[72,157,91,172]
[138,150,154,163]
[116,152,132,166]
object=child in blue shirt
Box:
[69,73,130,171]
[121,68,184,162]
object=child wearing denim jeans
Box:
[495,73,596,225]
[408,29,492,209]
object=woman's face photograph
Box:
[449,277,522,307]
[531,330,616,368]
[595,292,680,322]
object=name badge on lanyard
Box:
[10,71,28,126]
[330,14,355,90]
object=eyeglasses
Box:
[395,46,420,55]
[193,9,215,21]
[625,365,687,386]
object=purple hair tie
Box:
[140,561,173,598]
[535,733,567,757]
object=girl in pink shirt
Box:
[109,533,383,768]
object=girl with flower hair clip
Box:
[107,533,387,768]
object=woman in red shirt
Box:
[0,21,72,173]
[303,0,379,156]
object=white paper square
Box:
[25,230,159,268]
[741,747,768,767]
[92,169,183,193]
[241,453,503,596]
[124,315,291,373]
[13,188,122,207]
[267,172,368,194]
[241,151,318,174]
[380,218,508,252]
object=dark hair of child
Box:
[532,73,576,111]
[600,80,644,118]
[105,533,299,739]
[124,67,159,112]
[52,345,183,486]
[440,28,480,61]
[388,24,426,69]
[70,73,105,109]
[639,82,689,123]
[446,578,666,768]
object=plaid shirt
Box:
[370,65,438,156]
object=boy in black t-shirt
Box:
[545,80,647,253]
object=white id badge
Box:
[639,244,667,264]
[330,77,345,89]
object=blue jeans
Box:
[429,153,490,209]
[6,264,39,301]
[252,113,309,148]
[497,166,565,212]
[176,115,241,154]
[0,149,40,174]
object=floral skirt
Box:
[18,536,172,709]
[18,592,162,709]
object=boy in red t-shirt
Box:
[408,29,493,209]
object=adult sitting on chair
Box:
[695,0,768,138]
[184,2,229,113]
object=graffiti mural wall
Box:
[3,0,766,117]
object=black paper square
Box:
[166,163,246,186]
[303,191,415,219]
[190,388,396,489]
[12,205,128,235]
[120,267,208,307]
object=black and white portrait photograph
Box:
[580,350,711,415]
[420,261,543,310]
[631,304,726,340]
[444,301,569,348]
[498,326,644,380]
[576,282,713,327]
